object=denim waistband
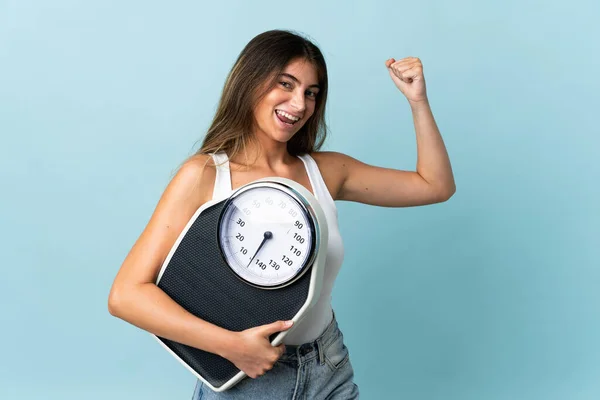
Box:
[280,312,339,364]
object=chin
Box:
[270,127,301,143]
[272,133,295,144]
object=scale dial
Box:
[217,182,317,289]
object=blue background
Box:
[1,0,598,399]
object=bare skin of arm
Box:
[313,101,456,207]
[107,154,290,378]
[311,56,455,207]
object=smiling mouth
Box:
[275,109,301,125]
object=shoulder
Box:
[306,151,354,200]
[176,153,216,181]
[178,153,217,174]
[167,153,217,207]
[309,151,353,167]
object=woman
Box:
[108,30,455,399]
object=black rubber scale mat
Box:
[156,199,311,389]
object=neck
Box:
[233,132,295,169]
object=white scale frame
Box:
[153,177,329,392]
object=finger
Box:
[392,65,422,83]
[391,60,421,72]
[261,320,293,336]
[385,58,396,68]
[389,66,411,83]
[278,344,286,357]
[253,368,266,379]
[392,56,420,65]
[390,64,415,80]
[394,65,421,78]
[391,60,422,74]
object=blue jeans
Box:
[192,314,359,399]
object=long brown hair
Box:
[196,30,329,164]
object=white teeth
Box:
[276,110,300,122]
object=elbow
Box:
[438,184,456,202]
[108,281,151,319]
[108,285,125,318]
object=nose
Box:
[290,89,306,114]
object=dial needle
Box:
[247,231,273,268]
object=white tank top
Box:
[210,152,345,344]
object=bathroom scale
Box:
[153,177,329,392]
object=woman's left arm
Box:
[323,57,456,207]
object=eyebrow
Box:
[279,73,320,90]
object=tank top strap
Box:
[210,151,232,201]
[297,153,338,214]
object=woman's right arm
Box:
[107,155,235,355]
[107,155,290,378]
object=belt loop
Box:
[316,338,325,365]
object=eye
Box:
[279,81,292,89]
[305,90,318,99]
